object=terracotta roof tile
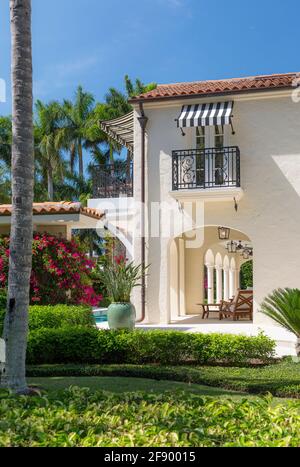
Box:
[0,202,105,221]
[129,72,300,103]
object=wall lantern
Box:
[218,227,230,241]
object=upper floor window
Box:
[195,125,227,149]
[215,125,225,149]
[196,126,205,150]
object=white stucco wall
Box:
[132,91,300,324]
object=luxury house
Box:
[89,72,300,331]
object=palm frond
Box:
[261,288,300,337]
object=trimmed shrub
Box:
[0,304,95,337]
[26,328,275,366]
[27,305,95,330]
[27,327,100,364]
[192,332,276,365]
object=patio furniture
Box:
[199,300,230,320]
[220,289,253,321]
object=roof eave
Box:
[128,85,293,105]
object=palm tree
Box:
[35,100,66,201]
[261,288,300,356]
[63,86,95,178]
[55,171,92,205]
[3,0,34,394]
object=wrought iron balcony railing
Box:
[92,162,133,198]
[172,146,240,191]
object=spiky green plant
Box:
[261,288,300,355]
[97,256,147,303]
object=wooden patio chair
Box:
[220,289,253,321]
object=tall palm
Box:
[55,171,92,206]
[261,288,300,356]
[3,0,34,394]
[63,86,95,178]
[35,100,66,201]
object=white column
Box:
[229,268,237,299]
[178,238,186,316]
[236,268,241,291]
[223,267,230,301]
[206,265,215,304]
[215,266,223,304]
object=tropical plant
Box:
[0,234,102,307]
[97,256,146,303]
[261,288,300,355]
[3,0,34,394]
[63,86,95,178]
[54,171,92,205]
[35,100,67,200]
[240,260,253,289]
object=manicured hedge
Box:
[26,361,300,399]
[26,328,275,365]
[0,305,95,335]
[0,388,300,447]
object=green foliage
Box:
[261,288,300,339]
[26,329,275,365]
[26,360,300,399]
[0,388,299,447]
[97,257,146,303]
[0,305,94,336]
[27,327,100,364]
[240,260,253,289]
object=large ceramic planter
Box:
[107,302,136,330]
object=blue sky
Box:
[0,0,300,116]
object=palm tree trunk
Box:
[47,164,54,201]
[78,140,84,178]
[3,0,34,394]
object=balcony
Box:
[171,146,242,202]
[172,146,240,190]
[92,162,133,199]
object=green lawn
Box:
[27,376,249,399]
[27,360,300,399]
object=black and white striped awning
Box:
[100,111,134,154]
[177,101,234,128]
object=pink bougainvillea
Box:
[0,234,102,307]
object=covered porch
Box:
[169,225,253,324]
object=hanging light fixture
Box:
[242,246,253,260]
[226,241,237,254]
[218,227,230,240]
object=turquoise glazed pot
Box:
[107,302,136,330]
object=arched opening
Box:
[169,225,254,324]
